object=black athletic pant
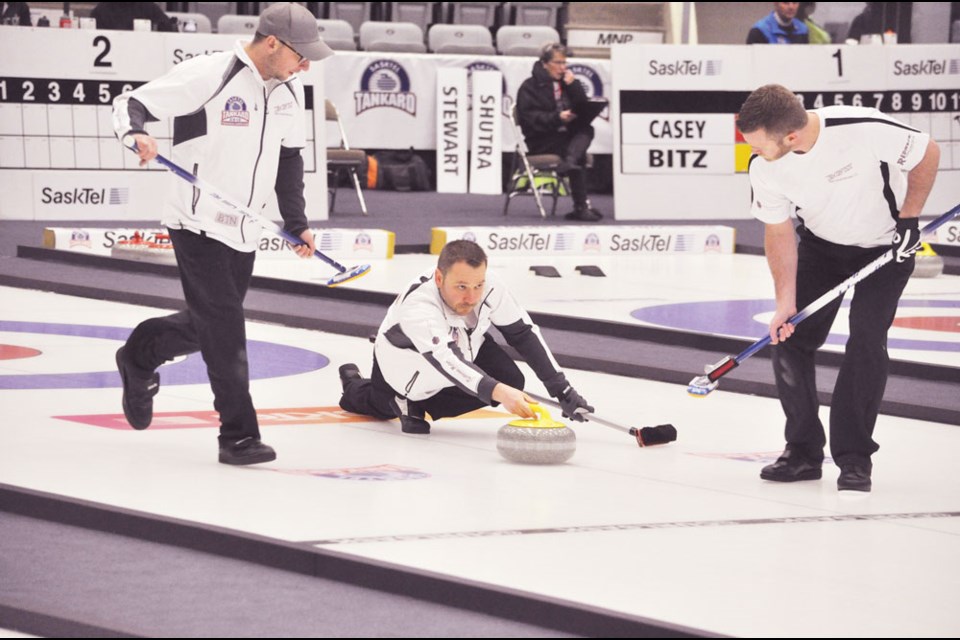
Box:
[772,227,913,467]
[124,228,259,444]
[527,125,594,209]
[339,337,525,421]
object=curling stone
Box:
[497,405,576,464]
[912,242,944,278]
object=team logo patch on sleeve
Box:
[222,96,250,126]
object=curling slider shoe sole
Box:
[326,263,371,287]
[687,375,718,397]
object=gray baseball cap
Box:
[258,3,334,61]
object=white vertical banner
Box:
[469,70,502,195]
[435,67,468,194]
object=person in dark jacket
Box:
[91,1,176,31]
[0,2,32,25]
[516,43,602,222]
[847,2,910,44]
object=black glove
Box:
[893,217,921,263]
[557,385,594,422]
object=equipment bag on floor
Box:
[374,148,432,191]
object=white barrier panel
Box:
[324,51,613,153]
[430,225,735,256]
[469,70,502,195]
[435,67,468,194]
[612,44,960,221]
[44,228,167,254]
[44,227,395,259]
[0,26,327,221]
[310,228,396,260]
[620,113,736,175]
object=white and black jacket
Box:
[375,270,569,403]
[112,41,309,252]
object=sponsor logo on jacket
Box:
[273,101,295,116]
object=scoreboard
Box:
[612,44,960,221]
[0,26,327,221]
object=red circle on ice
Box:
[891,316,960,333]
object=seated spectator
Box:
[516,43,603,222]
[746,2,809,44]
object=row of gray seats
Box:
[167,12,560,57]
[332,22,560,55]
[168,2,561,34]
[331,2,563,31]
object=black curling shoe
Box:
[837,464,872,492]
[219,437,277,466]
[116,346,159,430]
[760,448,823,482]
[338,363,362,392]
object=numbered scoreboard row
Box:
[0,77,143,105]
[619,89,960,115]
[0,75,317,109]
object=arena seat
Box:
[428,24,495,55]
[317,18,358,50]
[359,21,427,53]
[216,14,257,34]
[496,25,560,56]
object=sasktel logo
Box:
[648,59,722,76]
[40,187,130,205]
[892,59,960,76]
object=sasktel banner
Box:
[0,27,327,221]
[934,219,960,247]
[44,227,395,260]
[612,44,960,221]
[431,225,734,256]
